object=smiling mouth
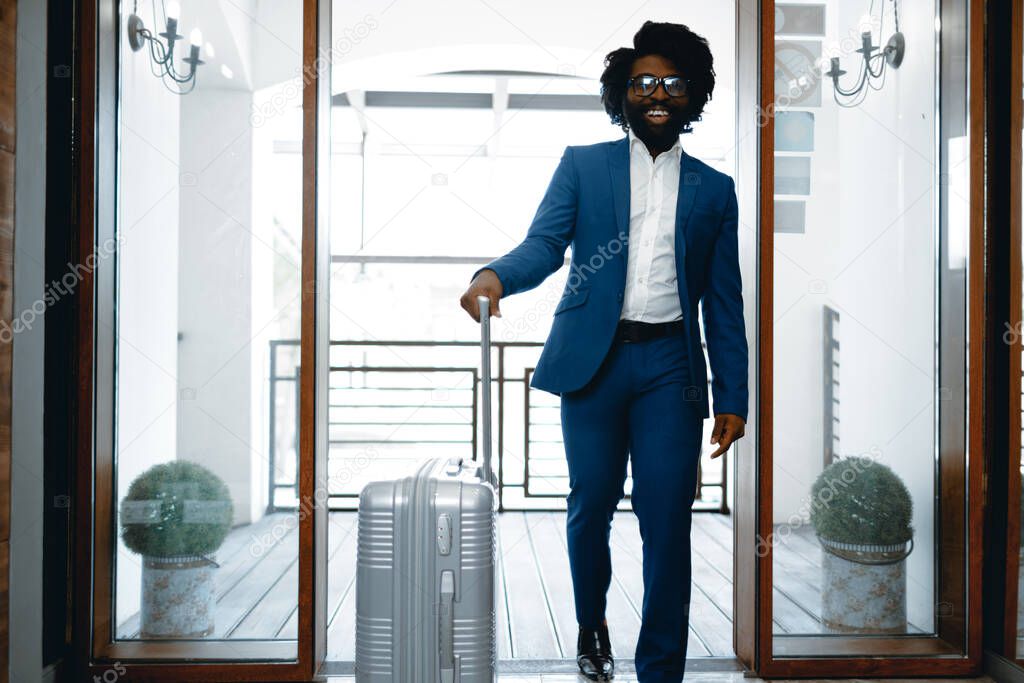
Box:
[644,108,671,122]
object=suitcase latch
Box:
[437,513,453,555]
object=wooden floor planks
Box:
[115,510,922,660]
[499,512,563,659]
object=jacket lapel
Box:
[674,152,699,315]
[608,136,631,284]
[675,152,699,255]
[606,137,630,245]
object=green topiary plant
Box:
[120,461,234,558]
[809,456,913,546]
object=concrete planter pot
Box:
[140,554,218,638]
[818,536,913,634]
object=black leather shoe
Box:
[576,623,614,681]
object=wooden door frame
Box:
[1002,0,1024,665]
[732,0,761,672]
[747,0,987,676]
[70,0,329,679]
[65,0,993,677]
[306,0,332,673]
[0,0,14,681]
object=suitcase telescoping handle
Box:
[477,295,497,489]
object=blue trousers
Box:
[560,332,704,683]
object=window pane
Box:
[771,0,969,655]
[114,0,301,656]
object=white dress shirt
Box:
[620,128,685,323]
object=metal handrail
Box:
[267,338,729,513]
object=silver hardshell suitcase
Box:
[355,296,498,682]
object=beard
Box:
[622,98,688,151]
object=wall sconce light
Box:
[127,0,206,95]
[825,0,905,107]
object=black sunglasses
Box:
[626,74,690,98]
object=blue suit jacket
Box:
[474,135,749,422]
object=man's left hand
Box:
[709,413,745,459]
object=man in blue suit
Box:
[460,21,747,683]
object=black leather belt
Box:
[614,318,685,343]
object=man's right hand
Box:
[460,269,503,322]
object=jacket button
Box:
[617,292,624,301]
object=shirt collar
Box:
[628,128,683,162]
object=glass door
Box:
[741,0,985,675]
[75,0,330,678]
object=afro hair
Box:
[600,21,716,134]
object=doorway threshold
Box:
[318,656,747,676]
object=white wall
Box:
[250,81,303,504]
[114,0,182,627]
[251,0,301,91]
[176,86,265,524]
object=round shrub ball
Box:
[121,461,233,558]
[809,456,913,546]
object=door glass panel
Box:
[113,0,302,655]
[771,0,969,656]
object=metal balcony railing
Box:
[267,339,728,512]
